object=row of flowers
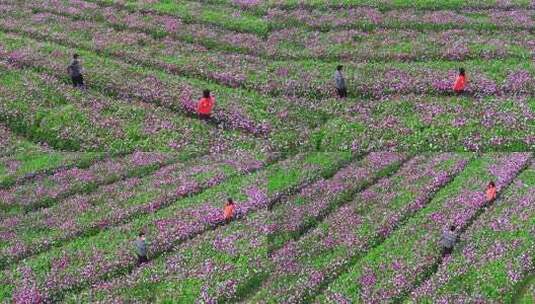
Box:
[0,124,57,159]
[4,27,535,153]
[84,0,535,36]
[202,0,535,11]
[0,152,265,268]
[0,152,351,303]
[248,153,471,303]
[0,29,279,138]
[411,162,535,302]
[0,35,275,155]
[312,94,535,152]
[0,152,175,213]
[12,1,535,63]
[88,0,271,36]
[317,153,532,303]
[6,5,535,102]
[0,125,103,188]
[264,6,535,30]
[58,152,405,302]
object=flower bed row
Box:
[0,152,179,214]
[0,152,352,302]
[0,152,265,270]
[0,31,317,145]
[410,162,535,303]
[61,152,406,302]
[0,153,103,189]
[12,2,535,63]
[247,153,471,303]
[0,63,223,153]
[316,153,532,303]
[253,28,534,62]
[83,0,535,36]
[264,6,535,31]
[90,0,272,36]
[0,124,50,158]
[0,125,103,189]
[312,94,535,152]
[197,0,535,12]
[0,37,275,155]
[4,9,535,102]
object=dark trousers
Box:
[71,75,84,88]
[336,87,347,98]
[442,246,453,257]
[137,254,148,266]
[199,113,212,121]
[212,217,234,229]
[199,113,223,127]
[217,217,232,225]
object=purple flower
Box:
[360,271,377,287]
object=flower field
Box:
[0,0,534,303]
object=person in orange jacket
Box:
[197,89,215,120]
[485,181,497,205]
[453,67,467,94]
[223,198,236,224]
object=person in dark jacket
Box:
[67,53,84,88]
[334,65,347,98]
[134,231,148,266]
[440,225,457,257]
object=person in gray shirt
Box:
[134,231,148,266]
[440,225,457,257]
[67,53,84,88]
[334,65,347,98]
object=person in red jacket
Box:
[453,67,467,94]
[197,89,215,120]
[223,198,236,224]
[485,181,497,206]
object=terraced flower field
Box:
[0,0,534,303]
